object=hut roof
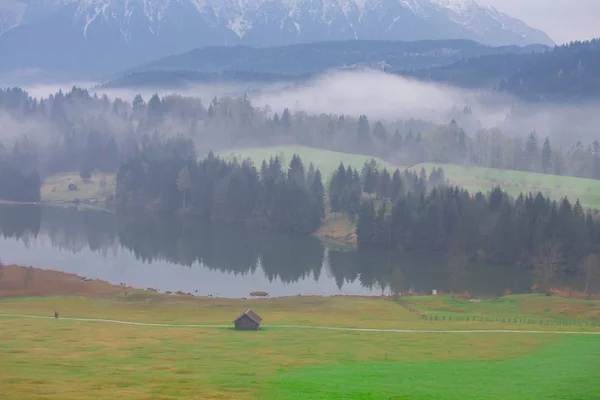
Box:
[234,309,263,324]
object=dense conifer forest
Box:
[403,39,600,101]
[1,85,599,202]
[116,136,600,279]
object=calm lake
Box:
[0,204,582,298]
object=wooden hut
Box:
[234,309,263,331]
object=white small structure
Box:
[432,289,438,296]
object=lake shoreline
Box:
[0,199,112,212]
[2,264,597,302]
[0,264,386,299]
[0,200,357,247]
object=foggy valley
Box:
[1,3,600,398]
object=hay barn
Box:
[234,309,262,331]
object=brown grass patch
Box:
[550,287,600,301]
[0,265,127,297]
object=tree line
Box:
[1,85,599,194]
[116,137,325,234]
[354,183,600,283]
[0,138,41,202]
[404,39,600,101]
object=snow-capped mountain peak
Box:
[0,0,554,76]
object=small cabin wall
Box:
[234,315,260,331]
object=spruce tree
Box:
[391,130,403,149]
[288,154,306,188]
[373,121,387,142]
[525,131,540,171]
[329,163,346,214]
[390,169,404,202]
[310,169,326,224]
[356,201,376,245]
[542,137,552,173]
[378,168,391,199]
[357,115,371,146]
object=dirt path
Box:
[1,313,599,335]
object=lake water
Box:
[0,204,580,298]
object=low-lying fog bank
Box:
[8,69,600,148]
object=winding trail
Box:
[1,313,600,335]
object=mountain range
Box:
[104,38,600,103]
[121,39,547,75]
[402,39,600,101]
[0,0,554,78]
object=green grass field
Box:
[37,147,600,211]
[219,145,393,181]
[413,163,600,210]
[1,294,599,399]
[406,294,600,322]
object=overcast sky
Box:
[482,0,600,44]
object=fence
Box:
[396,299,600,327]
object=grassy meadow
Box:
[406,294,600,323]
[219,145,393,181]
[35,147,600,212]
[1,292,599,399]
[413,163,600,210]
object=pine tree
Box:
[356,201,376,245]
[357,115,371,146]
[176,166,192,210]
[281,108,292,131]
[132,94,144,111]
[391,130,403,149]
[378,168,391,199]
[306,163,316,188]
[542,137,552,173]
[310,169,326,223]
[593,140,600,179]
[348,169,363,220]
[362,159,378,197]
[525,131,539,171]
[373,121,387,142]
[329,163,347,214]
[574,199,584,218]
[390,169,404,202]
[147,94,162,120]
[287,154,306,188]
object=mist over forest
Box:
[1,69,599,186]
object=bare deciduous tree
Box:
[581,253,600,299]
[533,240,564,291]
[176,167,192,210]
[389,268,405,299]
[23,266,34,288]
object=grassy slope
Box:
[1,294,599,399]
[406,294,600,322]
[268,336,600,400]
[413,163,600,210]
[37,148,600,212]
[219,145,393,181]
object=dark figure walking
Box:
[54,312,58,319]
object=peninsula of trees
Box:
[116,137,600,278]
